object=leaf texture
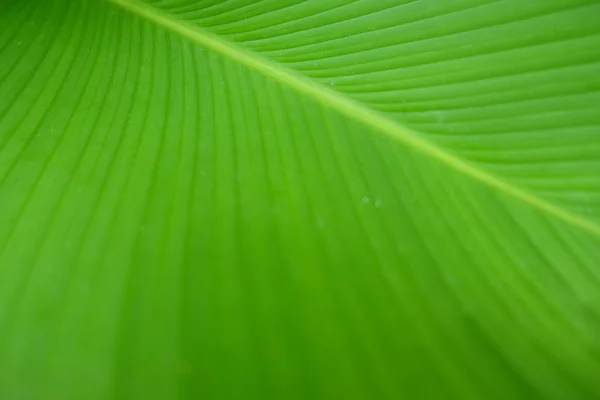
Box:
[141,0,600,219]
[0,1,599,399]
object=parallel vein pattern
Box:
[143,0,600,220]
[0,1,599,400]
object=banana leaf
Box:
[0,0,599,399]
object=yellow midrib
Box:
[107,0,600,237]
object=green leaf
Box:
[0,0,599,399]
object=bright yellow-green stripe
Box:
[107,0,600,238]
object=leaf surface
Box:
[0,1,599,399]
